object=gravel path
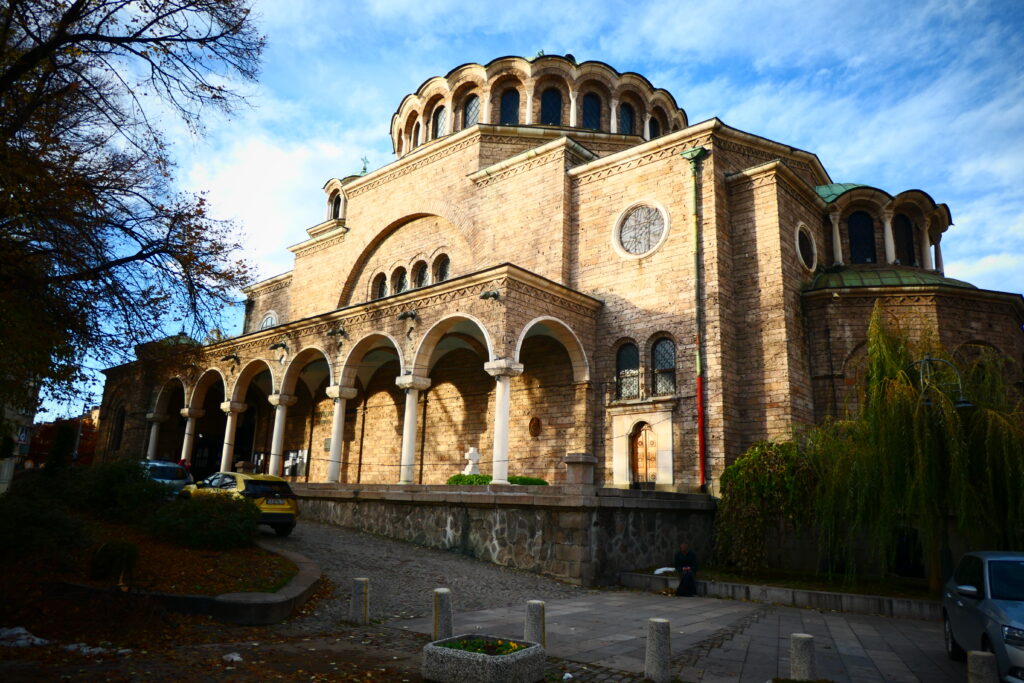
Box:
[262,519,592,635]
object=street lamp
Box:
[908,353,973,410]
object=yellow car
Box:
[182,472,299,536]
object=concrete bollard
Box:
[967,650,999,683]
[433,587,453,640]
[348,577,370,624]
[644,617,672,683]
[524,600,546,647]
[789,633,817,680]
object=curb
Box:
[213,542,322,625]
[54,542,321,626]
[618,571,942,621]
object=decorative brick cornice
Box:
[243,272,293,296]
[570,134,713,186]
[291,232,348,257]
[345,135,479,198]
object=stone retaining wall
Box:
[293,483,715,586]
[619,571,942,620]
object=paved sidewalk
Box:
[389,593,966,682]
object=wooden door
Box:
[630,422,657,488]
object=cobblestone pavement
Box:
[265,522,966,682]
[261,520,589,634]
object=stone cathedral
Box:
[97,56,1023,583]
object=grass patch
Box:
[439,636,531,655]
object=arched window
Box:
[893,214,917,266]
[649,117,661,139]
[652,338,676,395]
[330,194,341,220]
[259,313,277,330]
[500,89,520,125]
[412,122,421,148]
[616,343,640,399]
[463,94,480,128]
[431,106,446,139]
[392,267,408,294]
[372,273,388,300]
[412,261,428,288]
[847,211,877,264]
[582,93,602,130]
[540,88,562,126]
[619,103,635,135]
[433,254,450,283]
[109,405,125,451]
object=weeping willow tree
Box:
[805,302,1024,592]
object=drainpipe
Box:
[680,146,708,491]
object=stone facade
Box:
[97,55,1023,543]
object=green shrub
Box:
[77,459,168,523]
[148,495,260,549]
[0,494,86,561]
[89,541,138,582]
[508,475,548,486]
[445,474,549,486]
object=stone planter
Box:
[422,633,545,683]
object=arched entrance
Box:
[151,379,186,461]
[229,360,275,474]
[280,348,333,481]
[413,315,494,484]
[190,370,227,480]
[341,334,404,484]
[630,421,657,490]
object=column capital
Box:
[484,359,524,378]
[180,408,204,419]
[220,401,248,414]
[268,393,298,408]
[146,412,168,423]
[395,375,431,391]
[326,385,358,400]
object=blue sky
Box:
[49,0,1024,415]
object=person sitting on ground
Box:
[674,542,698,597]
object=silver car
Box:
[943,551,1024,682]
[140,460,193,498]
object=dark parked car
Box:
[140,460,193,498]
[943,551,1024,682]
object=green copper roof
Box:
[808,268,976,291]
[815,183,867,203]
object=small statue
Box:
[462,447,481,475]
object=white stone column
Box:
[524,89,534,125]
[882,209,896,264]
[829,210,844,266]
[325,385,358,483]
[568,90,578,127]
[922,218,935,270]
[610,97,619,133]
[445,96,454,135]
[643,113,652,140]
[484,359,525,484]
[395,375,431,484]
[179,408,205,465]
[219,401,247,473]
[267,393,297,477]
[145,412,166,461]
[934,240,944,274]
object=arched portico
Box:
[229,359,275,473]
[340,333,406,483]
[512,317,593,482]
[413,315,496,484]
[277,347,333,480]
[186,369,228,479]
[147,377,187,462]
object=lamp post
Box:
[908,353,972,410]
